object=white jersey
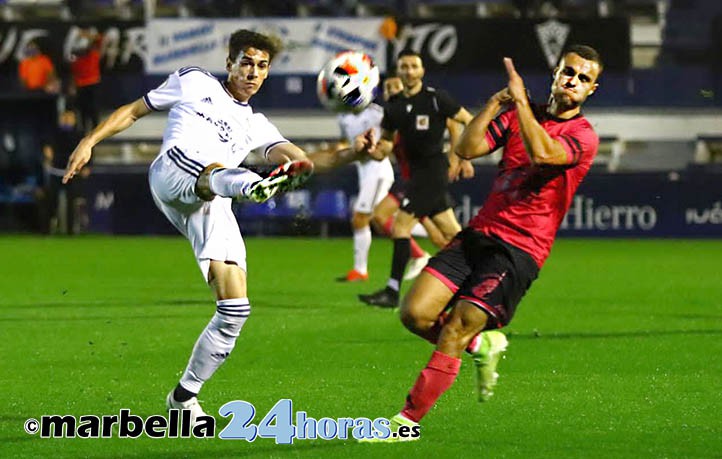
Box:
[337,103,394,180]
[145,66,286,280]
[338,103,384,143]
[144,66,289,169]
[337,103,394,213]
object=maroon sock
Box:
[400,351,461,422]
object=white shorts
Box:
[148,152,247,281]
[354,159,394,214]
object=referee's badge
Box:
[416,115,429,131]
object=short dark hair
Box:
[397,48,422,61]
[563,44,603,73]
[228,29,283,63]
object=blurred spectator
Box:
[18,39,60,93]
[42,109,89,234]
[380,16,399,40]
[68,28,102,133]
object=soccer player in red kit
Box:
[367,45,602,440]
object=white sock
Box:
[353,226,372,274]
[178,298,251,394]
[209,168,263,198]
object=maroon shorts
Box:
[424,228,539,329]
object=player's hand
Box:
[503,57,528,105]
[490,88,513,106]
[460,159,475,179]
[356,129,382,160]
[62,142,92,184]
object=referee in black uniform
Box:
[360,49,473,308]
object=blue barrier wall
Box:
[84,165,722,237]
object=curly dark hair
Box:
[228,29,283,63]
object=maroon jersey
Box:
[468,107,599,267]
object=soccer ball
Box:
[316,51,380,113]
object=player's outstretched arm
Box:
[456,90,510,160]
[269,130,375,173]
[63,98,151,183]
[503,57,569,166]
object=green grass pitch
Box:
[1,236,720,458]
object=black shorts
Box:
[400,171,453,218]
[425,228,539,329]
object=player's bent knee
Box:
[399,307,417,332]
[399,302,433,335]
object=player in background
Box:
[367,45,602,440]
[369,116,473,282]
[62,29,374,426]
[337,76,437,282]
[359,49,473,308]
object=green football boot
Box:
[472,330,509,402]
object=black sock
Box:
[388,238,411,293]
[173,384,197,403]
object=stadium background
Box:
[0,1,720,457]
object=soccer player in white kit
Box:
[336,102,394,281]
[63,29,372,425]
[337,76,437,282]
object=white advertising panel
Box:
[146,18,387,75]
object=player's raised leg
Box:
[195,159,314,203]
[402,270,506,396]
[398,300,487,427]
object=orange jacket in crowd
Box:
[18,53,56,90]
